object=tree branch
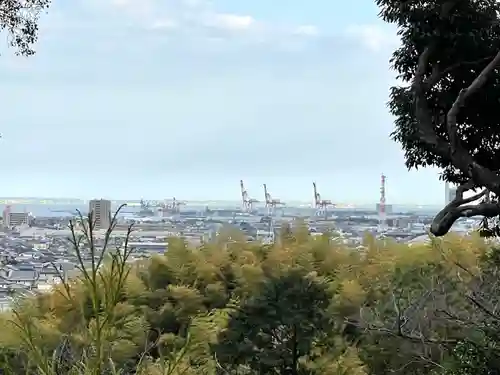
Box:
[413,48,500,190]
[355,289,456,347]
[351,317,457,346]
[430,180,499,236]
[409,12,500,235]
[411,46,455,159]
[423,56,495,91]
[465,293,500,322]
[447,51,500,168]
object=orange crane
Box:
[313,182,334,218]
[263,183,285,215]
[240,180,259,212]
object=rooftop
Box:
[17,227,190,238]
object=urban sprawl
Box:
[0,178,473,311]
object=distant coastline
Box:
[0,197,443,209]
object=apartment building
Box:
[88,199,111,230]
[2,206,31,228]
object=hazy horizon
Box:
[0,196,445,207]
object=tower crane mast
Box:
[313,182,334,218]
[263,183,285,215]
[240,180,259,212]
[378,174,387,231]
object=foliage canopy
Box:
[381,0,500,236]
[0,0,50,55]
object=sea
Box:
[0,199,442,218]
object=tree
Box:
[0,0,50,55]
[213,269,333,375]
[379,0,500,236]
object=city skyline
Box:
[0,0,448,204]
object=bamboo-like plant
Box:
[8,204,135,375]
[3,204,203,375]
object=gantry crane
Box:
[240,180,259,212]
[169,197,186,213]
[263,183,285,215]
[313,182,334,218]
[138,199,156,216]
[159,197,186,215]
[140,198,150,209]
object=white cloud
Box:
[294,25,319,36]
[150,19,178,30]
[98,0,318,43]
[109,0,154,17]
[38,0,321,53]
[346,24,397,52]
[104,0,256,34]
[205,13,255,31]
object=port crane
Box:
[240,180,259,212]
[171,197,186,212]
[139,198,186,216]
[313,182,334,218]
[263,183,285,215]
[140,199,151,209]
[160,197,186,215]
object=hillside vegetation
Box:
[0,217,498,375]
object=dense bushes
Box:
[0,219,498,374]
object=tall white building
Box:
[445,182,457,205]
[2,205,31,227]
[3,212,31,227]
[89,199,112,230]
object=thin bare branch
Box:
[466,294,500,322]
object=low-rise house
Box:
[4,269,39,287]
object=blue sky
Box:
[0,0,445,204]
